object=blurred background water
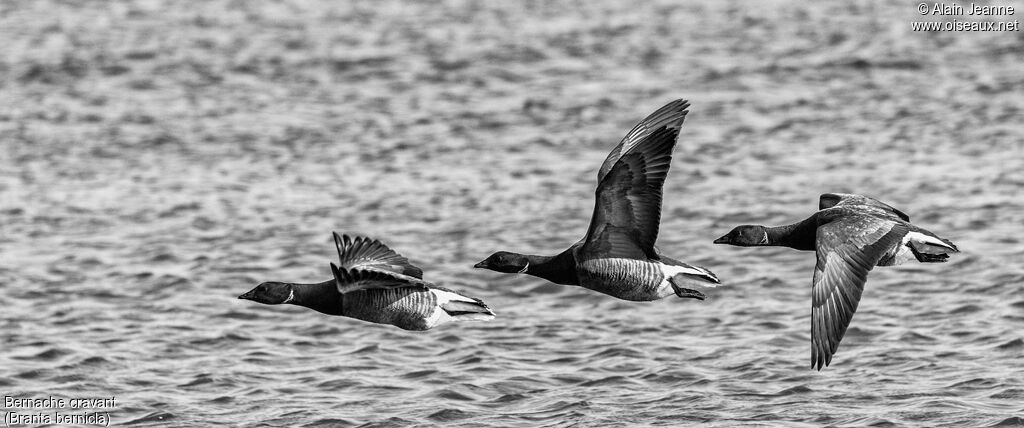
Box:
[1,0,1023,426]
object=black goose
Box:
[713,193,959,370]
[474,99,720,301]
[239,233,494,330]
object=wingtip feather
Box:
[333,232,344,255]
[330,262,342,283]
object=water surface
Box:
[1,0,1023,426]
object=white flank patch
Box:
[425,307,446,328]
[424,289,460,329]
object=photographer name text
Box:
[921,3,1015,15]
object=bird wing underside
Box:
[583,101,689,259]
[596,99,689,183]
[810,215,907,370]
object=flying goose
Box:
[474,99,720,301]
[239,233,494,330]
[713,193,959,370]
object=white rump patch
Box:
[903,231,955,251]
[659,263,720,287]
[885,231,955,266]
[430,288,476,305]
[425,288,493,328]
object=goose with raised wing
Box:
[474,99,720,301]
[240,233,494,330]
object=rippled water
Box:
[2,0,1023,426]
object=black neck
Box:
[523,250,578,285]
[765,217,818,251]
[288,280,345,316]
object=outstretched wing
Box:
[331,263,430,294]
[583,100,689,259]
[597,99,690,183]
[333,232,424,279]
[818,193,910,222]
[810,215,907,370]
